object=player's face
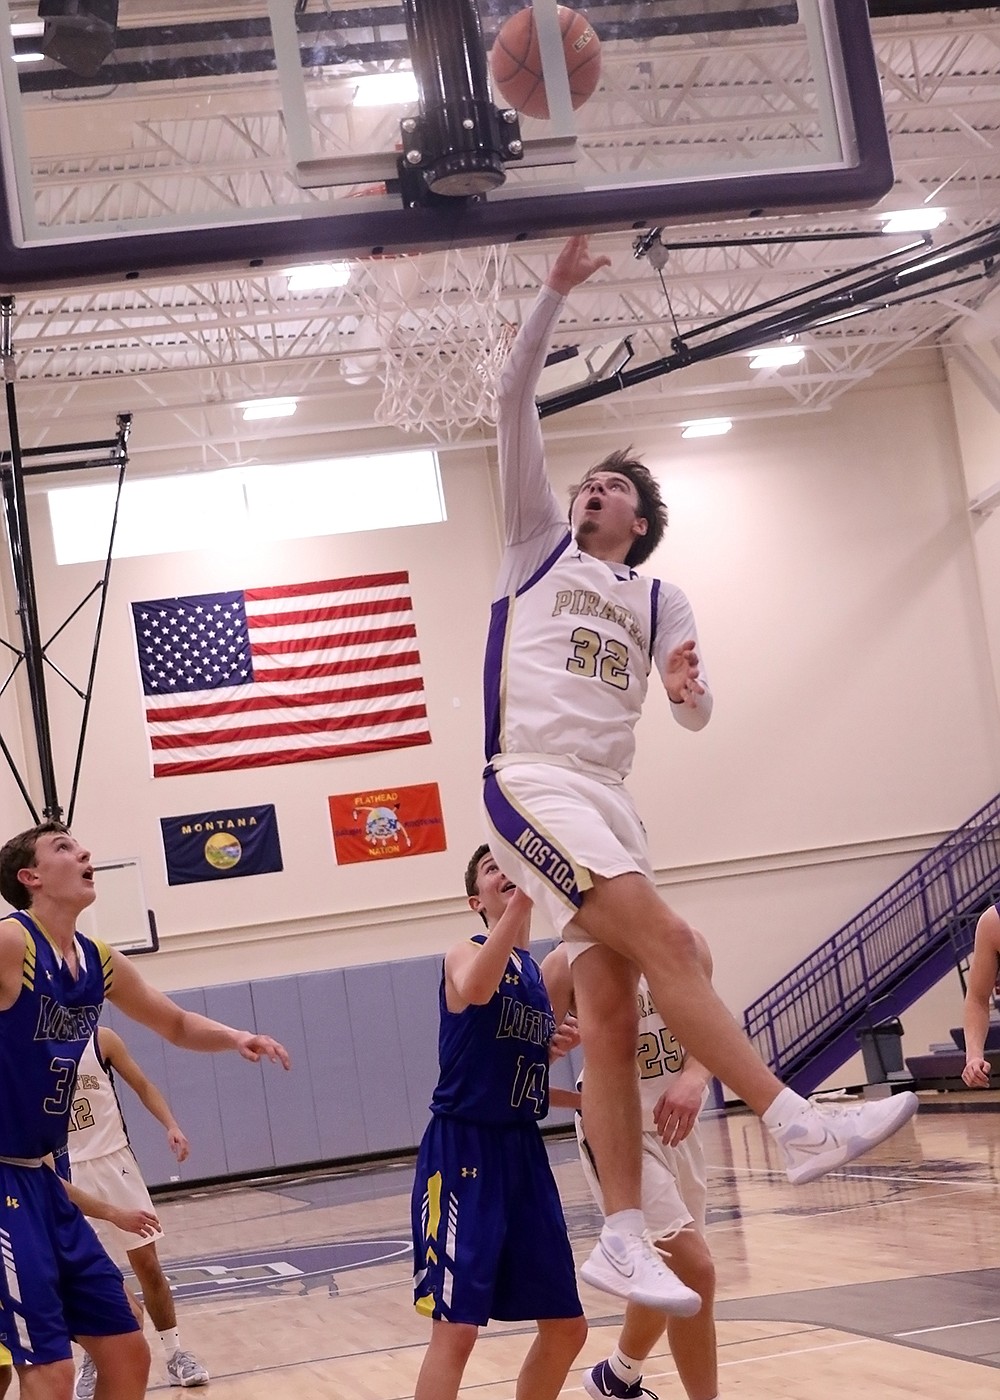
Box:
[20,831,96,911]
[571,470,648,558]
[468,853,517,926]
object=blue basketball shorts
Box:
[0,1162,139,1365]
[411,1115,582,1326]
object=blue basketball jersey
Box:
[430,936,556,1125]
[0,912,113,1158]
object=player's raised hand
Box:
[546,235,612,295]
[167,1126,190,1162]
[665,639,705,707]
[237,1033,291,1069]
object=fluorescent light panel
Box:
[286,262,352,291]
[353,70,419,106]
[681,418,732,438]
[749,346,805,369]
[879,207,947,233]
[242,398,297,421]
[12,51,43,62]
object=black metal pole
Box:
[397,0,520,200]
[0,298,62,820]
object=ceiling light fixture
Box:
[353,69,419,107]
[879,208,947,233]
[681,418,732,438]
[242,398,297,421]
[285,262,352,291]
[748,346,806,369]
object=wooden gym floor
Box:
[50,1093,1000,1397]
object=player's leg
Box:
[15,1359,76,1400]
[127,1241,208,1388]
[572,871,917,1180]
[414,1320,478,1400]
[516,1317,589,1400]
[660,1229,718,1400]
[75,1334,149,1400]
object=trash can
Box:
[857,1018,905,1082]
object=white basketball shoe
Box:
[580,1228,701,1315]
[775,1090,919,1185]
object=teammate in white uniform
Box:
[546,942,719,1400]
[483,234,919,1312]
[67,1027,209,1395]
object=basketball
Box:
[489,6,601,121]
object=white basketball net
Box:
[348,245,512,442]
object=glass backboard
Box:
[0,0,891,289]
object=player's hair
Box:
[464,843,492,926]
[569,447,668,567]
[0,820,70,909]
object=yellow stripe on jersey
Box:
[414,1294,436,1317]
[93,938,114,993]
[0,1341,10,1365]
[20,925,35,990]
[425,1170,442,1242]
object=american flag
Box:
[130,572,431,777]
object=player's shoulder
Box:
[978,904,1000,943]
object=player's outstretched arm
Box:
[445,888,532,1013]
[962,906,1000,1087]
[106,950,290,1069]
[51,1162,160,1237]
[99,1026,190,1162]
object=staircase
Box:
[743,793,1000,1096]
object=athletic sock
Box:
[605,1208,645,1238]
[608,1347,645,1384]
[761,1087,810,1134]
[158,1328,180,1358]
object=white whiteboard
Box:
[76,858,157,955]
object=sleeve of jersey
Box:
[493,284,572,597]
[653,583,713,731]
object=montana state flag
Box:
[161,804,283,885]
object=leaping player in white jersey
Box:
[545,941,720,1400]
[66,1026,209,1395]
[482,233,919,1314]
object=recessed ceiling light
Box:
[681,418,732,438]
[285,262,352,291]
[353,70,419,107]
[879,208,947,233]
[242,398,297,421]
[11,21,44,37]
[12,51,44,62]
[749,346,805,369]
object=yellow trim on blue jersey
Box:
[20,923,35,990]
[93,938,114,993]
[414,1294,436,1317]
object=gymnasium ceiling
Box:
[4,1,1000,461]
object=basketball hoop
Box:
[350,245,513,442]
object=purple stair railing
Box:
[743,792,1000,1092]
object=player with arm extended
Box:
[410,844,587,1400]
[544,940,720,1400]
[0,820,289,1400]
[962,904,1000,1088]
[66,1025,209,1396]
[483,232,918,1313]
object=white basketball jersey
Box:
[636,978,691,1130]
[486,543,658,779]
[67,1032,129,1163]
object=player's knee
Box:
[431,1320,478,1363]
[538,1313,588,1357]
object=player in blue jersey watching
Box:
[0,820,290,1400]
[410,843,587,1400]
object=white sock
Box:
[608,1347,644,1384]
[762,1087,809,1134]
[158,1328,180,1359]
[605,1209,645,1239]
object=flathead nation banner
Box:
[160,805,283,885]
[328,782,447,865]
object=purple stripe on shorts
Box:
[483,596,509,763]
[483,770,584,912]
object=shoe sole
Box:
[787,1091,919,1186]
[579,1259,702,1316]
